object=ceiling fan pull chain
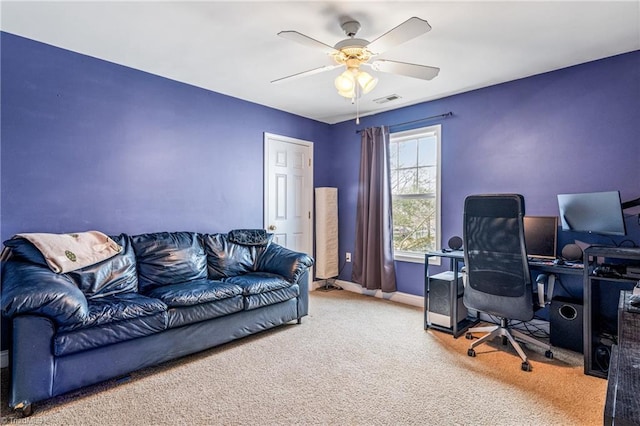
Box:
[355,85,360,124]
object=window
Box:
[389,125,441,262]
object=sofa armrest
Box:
[9,315,56,409]
[256,244,314,283]
[1,260,88,326]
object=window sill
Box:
[394,252,441,266]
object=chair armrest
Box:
[256,244,314,283]
[1,260,88,326]
[535,273,556,307]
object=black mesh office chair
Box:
[462,194,553,371]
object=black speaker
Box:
[427,271,466,328]
[448,236,463,250]
[561,244,583,261]
[550,297,583,353]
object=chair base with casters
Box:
[465,318,553,371]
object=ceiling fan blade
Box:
[271,64,342,84]
[371,60,440,80]
[366,17,432,54]
[278,31,338,54]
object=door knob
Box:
[268,225,277,231]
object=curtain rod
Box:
[355,111,454,134]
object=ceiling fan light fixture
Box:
[334,70,356,95]
[356,71,378,94]
[276,17,439,124]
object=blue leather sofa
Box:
[1,230,313,416]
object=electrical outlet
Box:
[345,252,352,263]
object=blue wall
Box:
[0,32,333,351]
[328,50,640,296]
[1,32,331,242]
[1,32,638,352]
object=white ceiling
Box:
[2,1,639,124]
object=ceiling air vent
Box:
[373,94,402,104]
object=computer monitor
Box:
[523,216,558,259]
[557,191,626,236]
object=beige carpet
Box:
[1,290,606,425]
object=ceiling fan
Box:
[272,17,440,100]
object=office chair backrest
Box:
[463,194,534,322]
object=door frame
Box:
[263,132,314,259]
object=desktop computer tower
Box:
[427,271,467,328]
[550,297,583,353]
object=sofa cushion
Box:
[54,312,167,356]
[66,234,138,299]
[146,279,243,307]
[1,260,89,326]
[202,233,256,279]
[2,237,48,267]
[54,293,167,356]
[256,244,314,283]
[58,293,167,331]
[166,295,244,328]
[245,285,300,310]
[132,232,207,293]
[223,272,299,310]
[223,272,293,295]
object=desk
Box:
[527,260,584,277]
[525,246,640,379]
[424,251,583,338]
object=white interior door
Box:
[264,133,313,257]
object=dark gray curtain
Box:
[352,126,397,292]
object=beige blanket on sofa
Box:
[14,231,122,273]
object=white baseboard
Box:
[1,350,8,368]
[312,279,424,309]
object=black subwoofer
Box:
[550,297,583,353]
